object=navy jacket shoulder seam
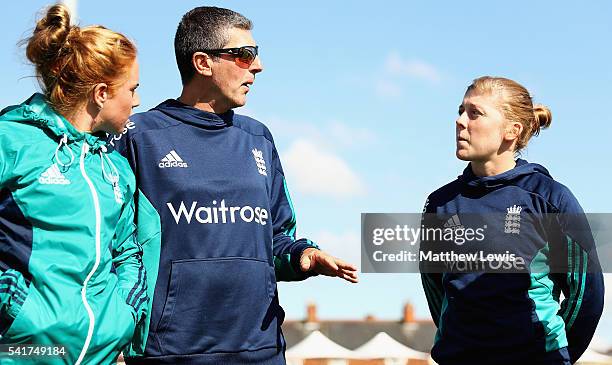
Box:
[232,123,274,146]
[504,183,562,213]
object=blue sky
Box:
[2,0,611,348]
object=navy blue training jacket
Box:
[111,99,318,364]
[420,159,604,365]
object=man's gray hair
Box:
[174,6,252,85]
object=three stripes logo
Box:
[39,164,70,185]
[444,214,464,230]
[159,150,188,168]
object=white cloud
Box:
[375,79,403,98]
[282,139,366,198]
[373,52,442,98]
[384,52,442,84]
[310,230,361,270]
[328,121,378,148]
[264,117,378,150]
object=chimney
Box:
[306,302,318,323]
[402,302,414,323]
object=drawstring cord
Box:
[52,136,123,204]
[99,145,124,204]
[54,134,75,168]
[99,145,119,185]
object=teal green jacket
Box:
[0,94,152,364]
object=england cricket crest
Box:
[504,205,522,234]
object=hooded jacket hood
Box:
[459,158,552,189]
[0,93,107,150]
[154,99,234,130]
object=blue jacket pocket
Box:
[155,257,281,355]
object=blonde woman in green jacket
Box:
[0,4,154,364]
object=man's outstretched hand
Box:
[299,248,359,283]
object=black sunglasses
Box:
[203,46,259,66]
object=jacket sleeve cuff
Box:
[289,240,320,278]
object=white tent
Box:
[353,332,429,361]
[576,348,612,365]
[286,330,355,362]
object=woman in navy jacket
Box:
[420,76,604,365]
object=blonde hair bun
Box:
[26,4,73,72]
[533,104,552,133]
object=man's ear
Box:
[92,83,109,109]
[192,52,214,77]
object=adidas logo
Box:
[444,214,464,230]
[159,150,188,168]
[39,164,70,185]
[251,148,267,176]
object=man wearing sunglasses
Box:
[111,6,358,365]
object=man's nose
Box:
[250,56,263,74]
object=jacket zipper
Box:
[75,143,102,365]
